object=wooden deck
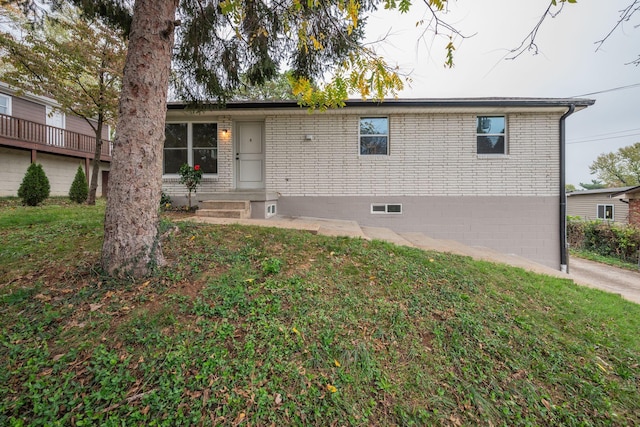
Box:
[0,113,112,161]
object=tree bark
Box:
[101,0,179,277]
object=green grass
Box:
[1,199,639,426]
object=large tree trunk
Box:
[101,0,179,277]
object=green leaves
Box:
[0,5,126,130]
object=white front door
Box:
[236,121,265,190]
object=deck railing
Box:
[0,113,112,158]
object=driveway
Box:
[568,257,640,304]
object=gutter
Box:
[560,104,575,273]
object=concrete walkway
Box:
[187,215,640,305]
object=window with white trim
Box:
[164,122,218,175]
[371,203,402,214]
[597,204,614,221]
[477,116,506,155]
[360,117,389,155]
[0,94,11,115]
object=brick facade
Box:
[165,108,562,198]
[629,199,640,227]
[265,111,560,197]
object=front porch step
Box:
[197,200,250,219]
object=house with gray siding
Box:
[164,98,594,270]
[566,187,633,224]
[0,83,111,197]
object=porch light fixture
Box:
[222,128,229,135]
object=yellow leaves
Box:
[292,326,301,336]
[189,235,196,241]
[326,384,337,393]
[444,37,456,68]
[334,359,341,367]
[310,35,324,51]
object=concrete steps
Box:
[196,200,250,219]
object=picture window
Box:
[164,122,218,175]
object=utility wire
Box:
[566,132,640,145]
[572,82,640,97]
[567,127,640,142]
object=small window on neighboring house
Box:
[477,116,506,155]
[597,204,614,221]
[0,94,12,115]
[360,117,389,155]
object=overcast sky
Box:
[364,0,640,187]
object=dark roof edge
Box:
[167,97,595,110]
[567,186,635,196]
[612,185,640,197]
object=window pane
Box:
[193,148,217,174]
[605,206,613,219]
[0,95,8,115]
[360,136,388,155]
[193,123,217,148]
[164,149,187,174]
[360,117,388,135]
[477,136,505,154]
[165,123,187,148]
[477,116,505,135]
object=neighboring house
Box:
[611,185,640,227]
[0,82,111,197]
[566,187,633,224]
[164,97,594,270]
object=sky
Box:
[363,0,640,187]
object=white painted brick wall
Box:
[266,112,560,197]
[164,110,560,198]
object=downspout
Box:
[560,104,575,273]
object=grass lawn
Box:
[1,199,639,426]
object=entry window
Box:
[477,116,506,155]
[164,122,218,175]
[360,117,389,155]
[597,204,614,221]
[0,94,11,115]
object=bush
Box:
[568,219,640,263]
[160,191,172,210]
[69,166,89,203]
[17,163,50,206]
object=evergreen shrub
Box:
[18,163,50,206]
[69,165,89,203]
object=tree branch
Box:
[595,0,640,52]
[506,1,565,60]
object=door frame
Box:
[234,120,266,190]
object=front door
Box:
[236,121,265,190]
